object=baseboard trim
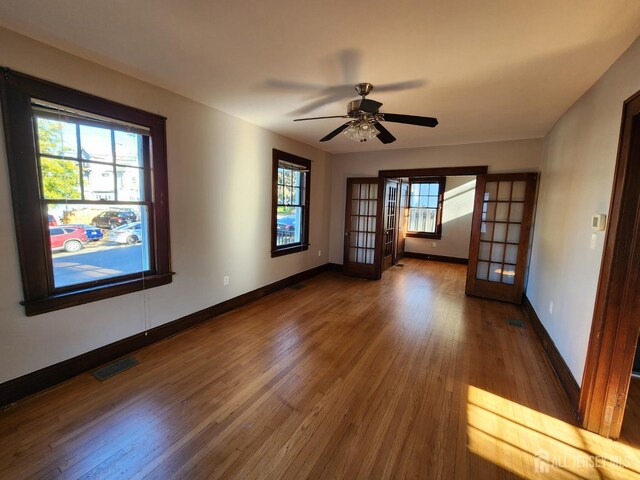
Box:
[522,295,580,415]
[326,262,343,272]
[403,252,469,265]
[0,263,332,407]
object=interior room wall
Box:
[527,36,640,386]
[0,27,332,384]
[328,139,542,264]
[405,175,476,259]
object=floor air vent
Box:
[507,319,526,329]
[289,283,306,290]
[92,357,139,381]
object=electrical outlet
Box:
[318,250,322,257]
[432,242,437,248]
[223,275,229,286]
[549,301,554,315]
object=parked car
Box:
[67,224,104,241]
[48,214,58,226]
[49,226,88,253]
[91,209,137,229]
[277,217,296,231]
[108,222,143,245]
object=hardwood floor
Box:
[621,376,640,450]
[1,259,639,479]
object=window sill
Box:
[406,232,442,240]
[21,272,174,316]
[271,244,310,258]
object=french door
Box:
[343,177,384,279]
[382,179,399,272]
[395,180,410,261]
[465,173,538,304]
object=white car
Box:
[108,222,143,245]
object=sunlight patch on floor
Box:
[466,385,640,479]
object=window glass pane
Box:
[507,224,521,243]
[82,163,115,201]
[276,206,301,246]
[484,182,498,201]
[40,158,82,200]
[511,181,526,201]
[116,166,144,202]
[491,243,504,262]
[427,196,438,208]
[493,223,507,242]
[476,261,489,280]
[505,244,518,264]
[478,241,491,261]
[502,264,516,284]
[495,202,509,222]
[79,125,113,163]
[114,131,143,167]
[497,182,511,201]
[489,263,502,282]
[510,203,524,222]
[480,222,493,241]
[37,118,78,157]
[48,204,149,289]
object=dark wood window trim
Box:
[0,68,173,316]
[271,149,311,257]
[406,176,446,240]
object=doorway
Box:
[579,89,640,439]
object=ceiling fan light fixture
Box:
[343,119,379,142]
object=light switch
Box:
[590,233,597,249]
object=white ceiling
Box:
[0,1,639,154]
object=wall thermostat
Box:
[592,214,607,231]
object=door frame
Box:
[579,89,640,439]
[378,166,488,272]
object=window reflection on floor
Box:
[466,385,640,479]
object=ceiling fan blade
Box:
[359,99,382,113]
[374,122,396,144]
[381,113,438,128]
[293,115,350,122]
[320,123,350,142]
[373,80,425,93]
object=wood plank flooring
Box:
[1,259,639,479]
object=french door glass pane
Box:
[476,179,524,283]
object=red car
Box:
[49,226,88,253]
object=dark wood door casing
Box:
[579,89,640,439]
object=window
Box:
[0,68,172,316]
[407,177,446,239]
[271,149,310,257]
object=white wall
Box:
[527,36,640,386]
[329,139,542,264]
[405,175,476,259]
[0,27,332,383]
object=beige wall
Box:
[527,36,640,386]
[0,28,332,383]
[328,139,542,264]
[405,175,476,259]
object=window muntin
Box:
[271,150,310,257]
[0,68,172,315]
[407,177,445,238]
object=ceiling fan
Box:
[293,83,438,144]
